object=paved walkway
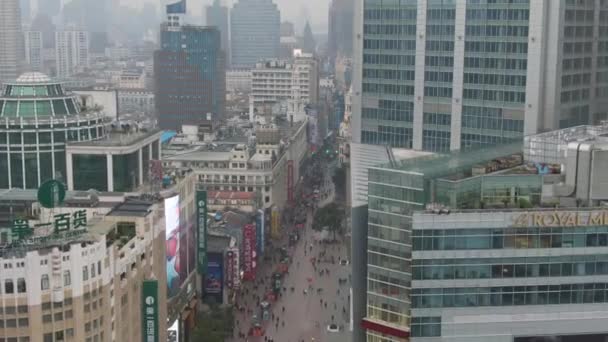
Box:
[229,215,351,342]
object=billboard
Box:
[255,209,265,255]
[271,207,281,240]
[205,253,223,297]
[165,196,180,296]
[196,190,208,274]
[225,247,240,289]
[142,280,159,342]
[167,320,180,342]
[242,224,256,281]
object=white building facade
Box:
[24,31,43,72]
[55,30,90,79]
[249,53,319,121]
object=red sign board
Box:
[287,160,294,203]
[242,224,256,281]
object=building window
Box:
[90,263,96,278]
[83,266,89,280]
[64,270,71,286]
[18,317,29,327]
[17,278,26,293]
[5,279,14,294]
[41,275,50,290]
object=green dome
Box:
[0,72,82,118]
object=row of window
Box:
[466,8,529,21]
[423,112,452,126]
[464,56,528,71]
[362,83,415,96]
[462,116,524,132]
[363,24,417,36]
[411,316,441,337]
[361,128,413,149]
[464,72,526,87]
[0,99,79,117]
[413,256,608,280]
[363,39,416,51]
[426,24,455,37]
[425,70,454,84]
[462,88,526,104]
[363,68,415,81]
[426,40,455,52]
[562,73,592,88]
[412,227,608,251]
[363,8,417,21]
[424,86,453,98]
[0,127,104,145]
[412,283,608,308]
[362,108,413,123]
[465,25,529,38]
[561,88,592,104]
[422,130,451,152]
[564,25,594,39]
[363,54,416,66]
[563,57,593,71]
[465,41,528,54]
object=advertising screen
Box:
[205,253,223,303]
[165,196,180,296]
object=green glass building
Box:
[0,72,109,189]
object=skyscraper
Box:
[351,0,608,153]
[230,0,280,68]
[206,0,230,66]
[0,0,23,83]
[328,0,354,62]
[55,30,90,78]
[24,31,43,72]
[19,0,30,22]
[301,21,316,54]
[155,1,225,129]
[349,1,608,341]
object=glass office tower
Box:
[352,0,608,152]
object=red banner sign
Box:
[225,248,239,289]
[242,224,256,281]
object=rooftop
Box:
[107,198,155,217]
[68,128,161,148]
[15,72,52,84]
[374,141,523,180]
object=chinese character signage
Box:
[225,247,239,289]
[11,219,33,241]
[197,190,208,275]
[142,280,159,342]
[53,210,87,234]
[242,224,256,281]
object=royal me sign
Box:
[511,210,608,227]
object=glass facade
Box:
[72,155,108,191]
[412,282,608,308]
[0,75,109,189]
[361,0,417,148]
[461,0,529,148]
[112,152,139,192]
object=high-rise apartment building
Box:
[352,0,608,153]
[230,0,280,68]
[0,0,23,83]
[249,53,319,121]
[206,0,230,66]
[154,14,225,129]
[55,30,90,78]
[328,0,354,62]
[24,31,43,72]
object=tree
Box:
[332,166,347,199]
[313,203,344,241]
[191,305,234,342]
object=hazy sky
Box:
[138,0,330,33]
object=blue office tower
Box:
[154,16,226,129]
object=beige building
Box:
[0,198,168,342]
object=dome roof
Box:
[15,72,52,84]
